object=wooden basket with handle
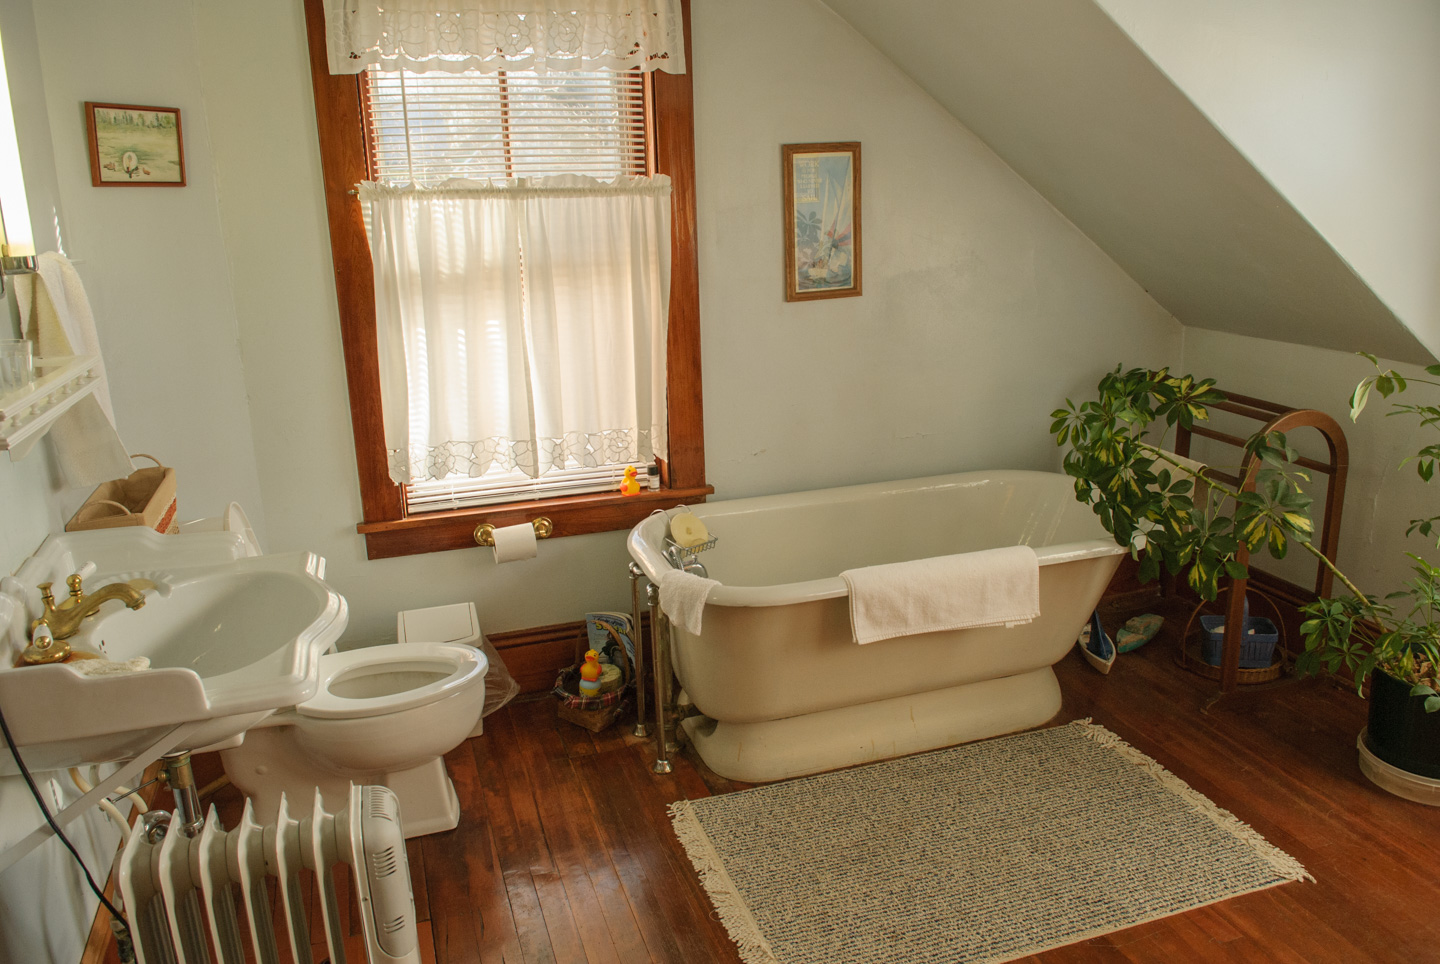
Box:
[65,454,178,534]
[554,624,633,732]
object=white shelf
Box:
[0,354,101,459]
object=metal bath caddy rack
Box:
[663,532,718,575]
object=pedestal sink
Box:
[0,527,348,775]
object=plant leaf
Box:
[1350,379,1373,421]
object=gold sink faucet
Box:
[34,571,147,641]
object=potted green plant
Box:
[1305,357,1440,788]
[1050,360,1440,798]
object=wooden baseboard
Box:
[489,615,652,695]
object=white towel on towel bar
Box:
[840,545,1040,644]
[16,254,133,485]
[658,568,720,636]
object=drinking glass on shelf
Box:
[0,339,34,396]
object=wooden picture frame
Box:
[85,102,186,187]
[782,142,861,301]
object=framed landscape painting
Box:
[86,103,186,187]
[782,141,861,301]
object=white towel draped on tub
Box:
[658,568,720,636]
[840,545,1041,644]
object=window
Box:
[365,66,663,514]
[302,0,707,559]
[365,69,648,183]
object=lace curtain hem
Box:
[325,1,686,75]
[389,429,659,485]
[357,174,672,200]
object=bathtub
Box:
[627,470,1125,782]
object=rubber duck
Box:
[620,465,641,496]
[579,649,603,697]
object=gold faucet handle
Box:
[37,582,56,613]
[21,618,72,665]
[52,572,87,611]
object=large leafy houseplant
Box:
[1050,360,1440,711]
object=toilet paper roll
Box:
[491,522,538,563]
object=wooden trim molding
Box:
[302,0,401,526]
[301,0,707,559]
[359,485,711,558]
[489,614,652,695]
[651,0,705,490]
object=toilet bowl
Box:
[221,642,487,838]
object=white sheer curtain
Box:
[324,0,685,75]
[359,176,671,485]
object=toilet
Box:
[221,613,488,838]
[183,508,492,838]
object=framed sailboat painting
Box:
[782,142,861,302]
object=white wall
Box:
[29,0,266,535]
[695,0,1179,499]
[1092,0,1440,593]
[1098,0,1440,360]
[180,0,1181,644]
[0,3,121,959]
[7,0,1182,648]
[819,0,1430,366]
[0,0,75,580]
[1181,329,1439,599]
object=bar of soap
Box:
[597,663,623,694]
[670,513,710,548]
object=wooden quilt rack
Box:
[1172,391,1349,692]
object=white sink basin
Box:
[0,528,347,773]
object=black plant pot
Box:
[1366,668,1440,779]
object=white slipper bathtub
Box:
[627,470,1125,782]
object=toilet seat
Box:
[297,643,486,720]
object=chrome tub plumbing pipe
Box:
[646,582,676,774]
[629,562,648,739]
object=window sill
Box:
[355,485,713,559]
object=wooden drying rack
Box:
[1172,391,1349,692]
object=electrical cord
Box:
[0,697,134,951]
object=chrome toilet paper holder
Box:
[474,516,554,547]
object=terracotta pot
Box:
[1366,667,1440,779]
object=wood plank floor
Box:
[106,596,1440,963]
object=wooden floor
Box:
[104,596,1440,963]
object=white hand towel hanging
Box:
[15,253,133,485]
[658,568,719,636]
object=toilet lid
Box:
[297,642,487,720]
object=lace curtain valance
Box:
[324,0,686,75]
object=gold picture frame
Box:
[782,142,861,301]
[85,102,186,187]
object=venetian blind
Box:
[364,67,649,183]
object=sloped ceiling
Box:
[820,0,1434,364]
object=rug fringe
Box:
[1069,719,1315,884]
[668,800,780,964]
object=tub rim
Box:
[628,470,1125,609]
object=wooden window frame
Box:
[301,0,708,560]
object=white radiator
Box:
[117,785,420,964]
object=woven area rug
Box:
[670,720,1311,964]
